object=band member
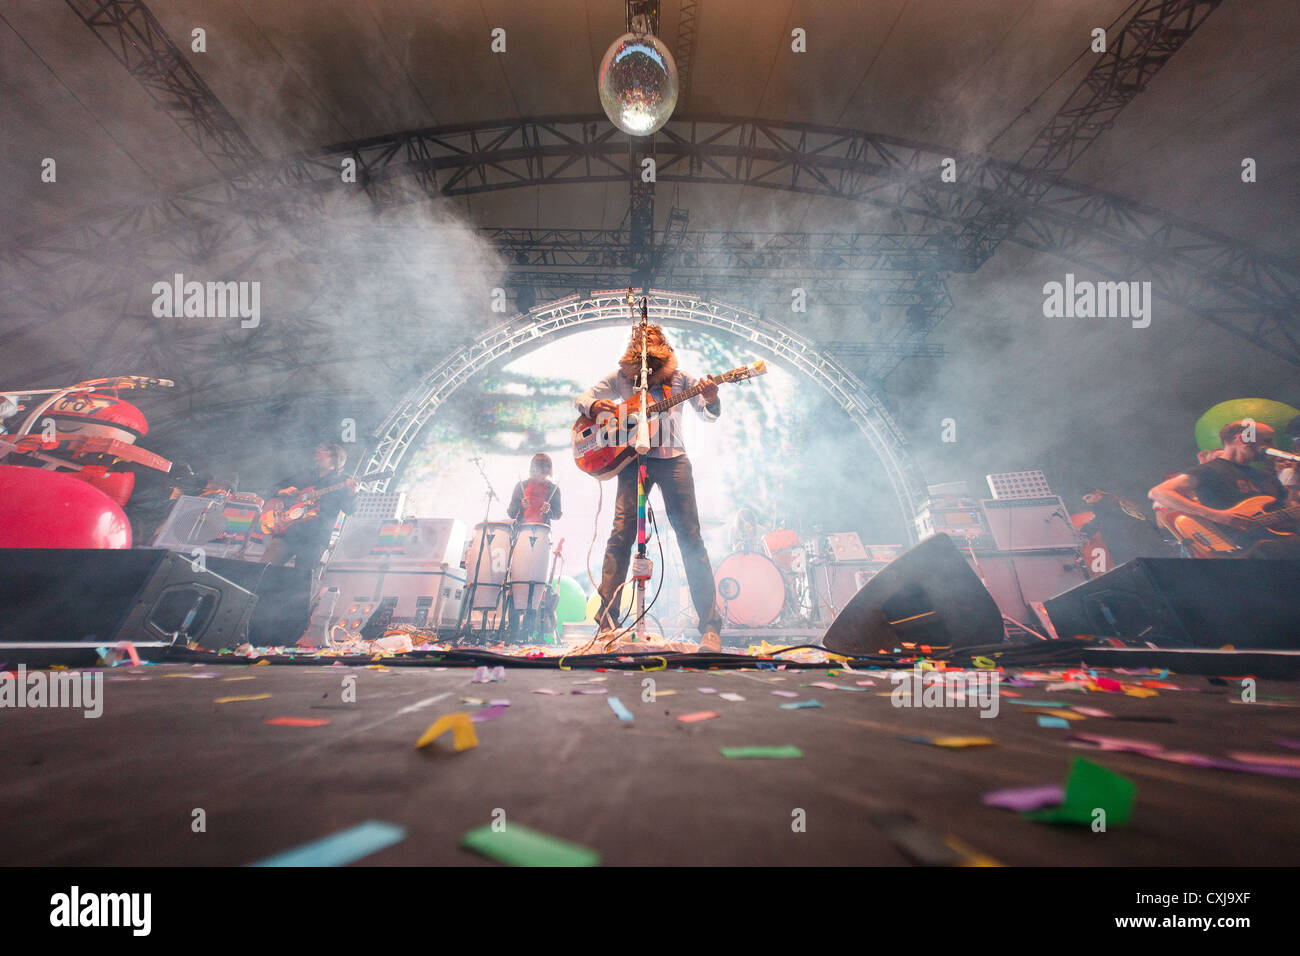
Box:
[1148,420,1300,559]
[1275,415,1300,496]
[507,453,562,527]
[262,443,358,568]
[1077,487,1172,565]
[577,324,724,651]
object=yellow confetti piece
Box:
[50,665,68,671]
[415,713,478,752]
[461,697,485,705]
[972,656,997,670]
[252,659,270,666]
[366,664,390,672]
[640,656,667,672]
[1123,686,1159,698]
[653,689,678,696]
[221,676,256,682]
[919,660,938,671]
[557,657,571,671]
[214,694,272,704]
[929,737,995,748]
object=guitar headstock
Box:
[720,360,768,384]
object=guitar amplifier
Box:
[328,517,466,570]
[981,497,1078,551]
[150,494,267,561]
[323,565,466,631]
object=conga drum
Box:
[714,551,785,626]
[464,521,512,609]
[510,523,551,610]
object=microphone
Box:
[1264,447,1300,464]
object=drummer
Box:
[507,453,562,528]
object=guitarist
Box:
[1149,420,1300,559]
[262,443,358,568]
[576,323,724,651]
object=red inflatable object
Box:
[75,469,135,508]
[46,392,148,441]
[0,465,132,549]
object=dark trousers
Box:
[597,455,722,635]
[262,523,328,569]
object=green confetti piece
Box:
[1024,756,1136,827]
[461,823,600,867]
[1036,716,1070,729]
[720,745,804,759]
[1009,700,1068,708]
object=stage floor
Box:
[2,659,1298,866]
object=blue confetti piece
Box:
[249,820,407,867]
[1036,716,1070,729]
[607,696,634,722]
[781,699,823,710]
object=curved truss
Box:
[361,289,928,541]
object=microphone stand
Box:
[458,457,501,642]
[630,291,655,644]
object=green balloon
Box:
[553,575,588,639]
[1194,398,1300,451]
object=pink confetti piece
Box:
[1066,733,1164,753]
[571,688,607,695]
[698,687,717,694]
[1228,752,1300,769]
[489,699,510,707]
[771,690,799,698]
[983,785,1064,812]
[808,681,840,690]
[854,680,876,686]
[470,705,508,722]
[265,717,331,727]
[532,688,561,695]
[1072,707,1113,718]
[677,711,720,723]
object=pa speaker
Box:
[822,534,1005,654]
[0,548,257,658]
[203,557,311,646]
[1043,558,1300,648]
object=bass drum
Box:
[714,551,785,627]
[464,521,513,609]
[510,523,551,610]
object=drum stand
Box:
[457,461,503,644]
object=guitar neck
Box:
[647,380,712,415]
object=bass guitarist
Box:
[1149,420,1300,559]
[262,443,358,568]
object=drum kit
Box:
[710,515,828,628]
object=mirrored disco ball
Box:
[597,33,679,136]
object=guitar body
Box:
[258,495,320,536]
[572,400,662,480]
[1167,495,1297,558]
[571,361,767,479]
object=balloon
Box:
[553,575,589,638]
[0,465,132,548]
[585,584,634,624]
[1195,398,1300,451]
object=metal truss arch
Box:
[362,290,929,541]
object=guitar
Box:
[258,468,393,536]
[1166,494,1300,558]
[571,361,767,479]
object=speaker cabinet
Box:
[203,557,312,647]
[967,551,1086,624]
[822,534,1005,653]
[1044,558,1300,648]
[0,549,257,657]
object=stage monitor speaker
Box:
[1043,558,1300,648]
[0,548,257,657]
[822,534,1004,654]
[203,557,312,646]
